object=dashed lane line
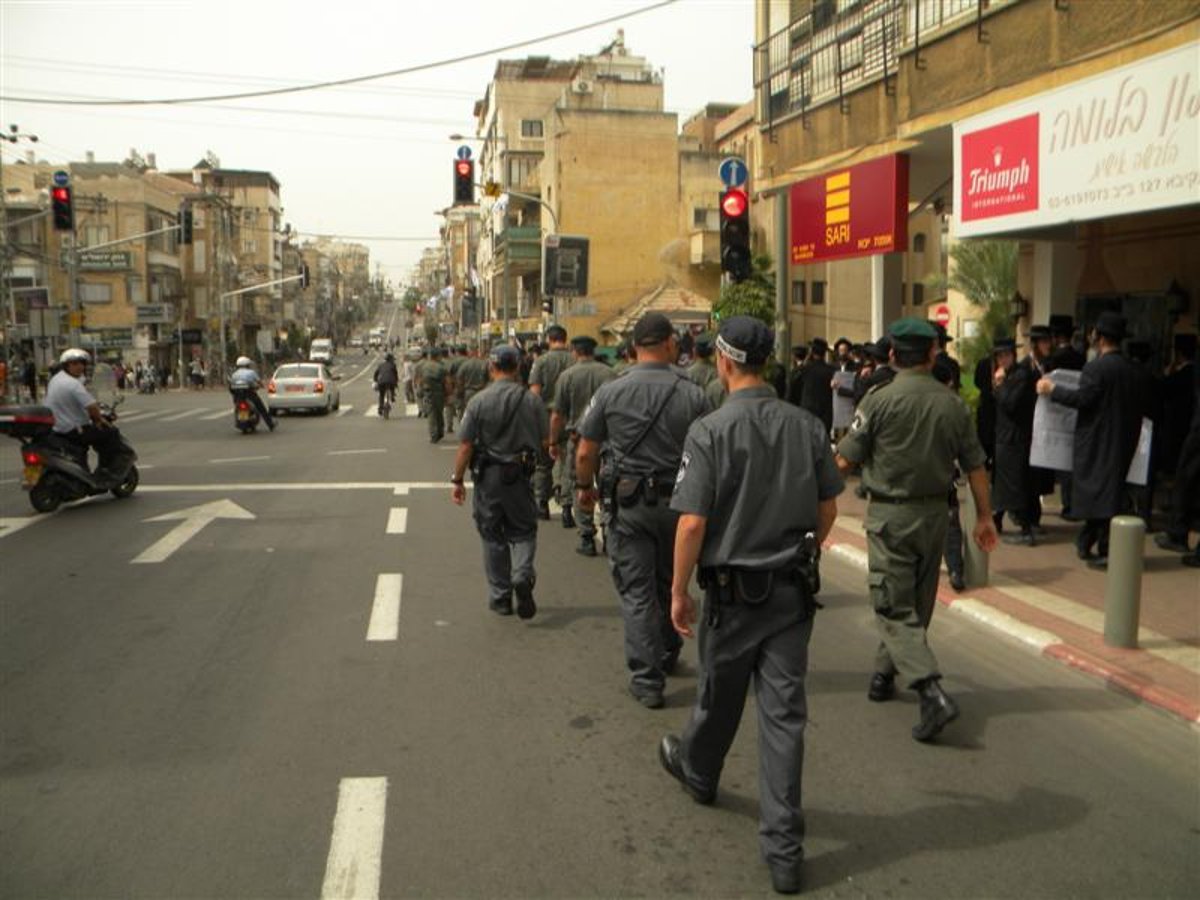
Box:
[200,409,232,421]
[160,408,212,422]
[328,448,386,456]
[208,456,271,464]
[386,507,408,534]
[321,776,387,900]
[367,573,402,641]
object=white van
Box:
[309,338,334,363]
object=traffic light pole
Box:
[219,272,306,370]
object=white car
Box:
[267,363,341,415]
[309,338,334,363]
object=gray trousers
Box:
[534,439,567,506]
[472,465,538,606]
[562,436,596,538]
[681,582,814,871]
[607,499,682,693]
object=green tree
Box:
[929,240,1018,374]
[713,253,775,325]
[402,286,423,314]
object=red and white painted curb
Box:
[824,536,1200,726]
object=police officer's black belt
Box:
[867,492,946,504]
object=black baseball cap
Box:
[632,312,674,347]
[716,316,774,366]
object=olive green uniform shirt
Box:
[686,358,718,390]
[554,359,617,432]
[529,348,574,407]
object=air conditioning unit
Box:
[572,79,594,95]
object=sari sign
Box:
[954,41,1200,237]
[790,154,909,263]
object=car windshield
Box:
[275,365,320,379]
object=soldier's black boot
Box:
[576,535,597,557]
[561,505,575,528]
[537,501,551,521]
[913,677,959,742]
[867,672,895,702]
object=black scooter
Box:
[230,389,261,434]
[0,400,139,514]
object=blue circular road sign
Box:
[52,170,70,187]
[456,145,472,161]
[718,157,748,188]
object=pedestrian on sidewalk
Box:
[1155,350,1200,567]
[20,356,38,403]
[1036,312,1144,569]
[834,317,999,743]
[992,336,1039,546]
[450,344,548,620]
[659,316,842,896]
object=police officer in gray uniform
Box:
[451,344,549,620]
[658,317,842,896]
[576,312,710,708]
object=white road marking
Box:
[0,478,18,485]
[363,406,379,418]
[0,516,49,539]
[160,408,211,422]
[336,405,355,418]
[137,481,466,493]
[321,776,387,900]
[115,411,166,423]
[328,448,386,456]
[132,499,256,564]
[367,573,402,641]
[209,455,271,464]
[405,403,420,417]
[200,409,232,421]
[386,507,408,534]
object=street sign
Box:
[135,303,175,324]
[456,145,472,161]
[52,170,70,187]
[542,234,590,299]
[718,157,748,188]
[934,304,951,325]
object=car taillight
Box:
[314,381,325,393]
[22,449,43,466]
[267,380,276,394]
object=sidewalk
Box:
[825,479,1200,725]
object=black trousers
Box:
[1167,427,1200,540]
[63,425,122,472]
[233,389,274,426]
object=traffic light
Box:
[719,187,751,282]
[453,159,474,205]
[179,206,194,244]
[300,263,311,289]
[51,185,74,231]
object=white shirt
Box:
[46,369,96,433]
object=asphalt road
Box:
[1,343,1197,899]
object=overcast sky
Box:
[1,0,753,285]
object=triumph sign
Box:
[953,41,1200,237]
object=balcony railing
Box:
[754,0,1008,132]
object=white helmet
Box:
[235,356,254,368]
[59,348,90,365]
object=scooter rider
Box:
[229,356,277,431]
[373,352,400,414]
[44,348,123,484]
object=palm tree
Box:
[928,240,1018,373]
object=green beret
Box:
[888,316,938,343]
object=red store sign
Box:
[959,113,1040,223]
[790,154,909,264]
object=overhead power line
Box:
[0,0,679,107]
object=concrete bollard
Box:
[1104,515,1145,648]
[961,486,989,589]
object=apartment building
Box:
[752,0,1199,358]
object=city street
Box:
[1,353,1197,899]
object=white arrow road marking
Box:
[132,499,256,564]
[321,776,387,900]
[386,508,407,534]
[0,516,49,540]
[367,574,402,641]
[161,408,211,422]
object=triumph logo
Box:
[960,114,1040,222]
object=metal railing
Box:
[754,0,1006,132]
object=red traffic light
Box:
[721,188,748,218]
[455,160,472,177]
[52,186,70,202]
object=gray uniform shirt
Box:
[460,379,548,463]
[578,363,709,479]
[529,348,574,407]
[672,385,844,569]
[554,359,616,432]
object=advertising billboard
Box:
[790,154,909,264]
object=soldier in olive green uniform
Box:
[529,325,575,521]
[705,376,726,410]
[551,336,617,556]
[413,350,428,418]
[444,345,465,433]
[835,317,998,742]
[685,333,718,389]
[612,341,632,376]
[457,346,490,407]
[421,346,450,443]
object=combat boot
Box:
[913,677,959,742]
[576,535,598,557]
[537,501,551,521]
[867,672,895,702]
[561,505,575,528]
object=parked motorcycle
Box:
[0,400,139,514]
[230,388,261,434]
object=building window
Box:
[693,207,718,230]
[83,224,110,247]
[811,280,826,305]
[520,119,544,138]
[79,282,112,304]
[912,282,925,306]
[243,238,257,254]
[127,276,144,305]
[791,281,806,306]
[507,154,539,189]
[913,232,927,253]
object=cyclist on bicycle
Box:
[373,352,400,415]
